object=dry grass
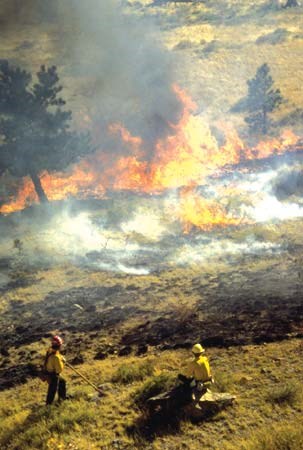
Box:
[238,423,303,450]
[266,382,302,406]
[0,0,302,135]
[1,339,303,449]
[1,2,303,448]
[146,0,303,135]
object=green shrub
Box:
[213,371,233,392]
[134,373,176,407]
[266,383,300,406]
[112,360,154,385]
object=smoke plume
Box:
[272,167,303,200]
[58,0,182,151]
[1,0,183,155]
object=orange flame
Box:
[0,177,38,215]
[178,185,244,233]
[251,129,299,159]
[0,162,106,214]
[0,85,301,235]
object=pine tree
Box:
[244,63,284,135]
[0,61,92,203]
[284,0,300,8]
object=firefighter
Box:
[184,343,213,400]
[44,335,67,405]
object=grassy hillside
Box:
[138,0,303,134]
[0,339,303,449]
[1,1,303,449]
[0,225,302,449]
[0,0,302,135]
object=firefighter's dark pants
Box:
[46,373,67,405]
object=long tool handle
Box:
[65,361,100,392]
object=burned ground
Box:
[121,262,303,348]
[1,243,302,391]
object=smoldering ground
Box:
[1,1,303,280]
[0,162,303,281]
[272,167,303,200]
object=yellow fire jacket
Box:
[185,355,211,382]
[45,349,65,374]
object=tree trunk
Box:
[262,109,268,135]
[30,172,48,203]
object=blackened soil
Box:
[121,263,303,350]
[1,256,303,390]
[121,291,303,350]
[0,284,145,390]
[0,285,144,349]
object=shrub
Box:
[256,28,290,46]
[213,371,233,392]
[134,373,176,407]
[112,360,154,385]
[266,383,300,406]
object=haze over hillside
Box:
[0,2,303,449]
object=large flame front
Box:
[0,85,300,232]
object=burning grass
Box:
[0,1,303,447]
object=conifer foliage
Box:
[244,63,284,135]
[284,0,300,7]
[0,61,91,202]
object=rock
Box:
[70,354,84,365]
[136,344,148,356]
[118,345,132,356]
[239,375,253,385]
[0,348,9,357]
[185,390,236,420]
[94,351,107,360]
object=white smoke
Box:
[56,0,182,148]
[247,194,303,222]
[174,238,281,267]
[121,207,167,241]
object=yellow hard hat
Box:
[192,343,205,354]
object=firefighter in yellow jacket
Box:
[184,343,213,400]
[44,335,67,405]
